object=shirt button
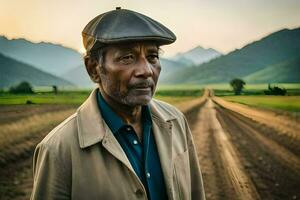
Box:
[133,140,138,145]
[146,172,151,178]
[135,189,144,198]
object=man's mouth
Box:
[133,87,151,91]
[130,81,154,91]
[130,83,153,94]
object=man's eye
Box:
[120,55,134,64]
[147,54,159,63]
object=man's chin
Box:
[125,95,152,106]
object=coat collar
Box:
[77,88,177,199]
[76,88,177,149]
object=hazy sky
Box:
[0,0,299,57]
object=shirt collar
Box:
[97,91,152,135]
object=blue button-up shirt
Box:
[97,91,168,200]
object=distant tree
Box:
[264,84,286,95]
[9,81,34,94]
[230,78,246,95]
[52,85,58,94]
[26,100,34,104]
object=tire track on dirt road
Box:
[212,89,300,200]
[213,97,300,156]
[216,104,300,200]
[216,105,300,174]
[192,97,260,200]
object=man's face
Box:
[98,42,161,107]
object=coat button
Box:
[135,189,144,198]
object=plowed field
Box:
[0,91,299,200]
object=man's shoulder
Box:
[37,112,78,150]
[151,98,185,120]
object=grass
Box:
[211,83,300,112]
[1,83,299,105]
[214,88,300,96]
[159,83,300,90]
[215,83,300,112]
[0,88,203,105]
[221,95,300,112]
[0,91,91,105]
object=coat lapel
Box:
[152,117,174,200]
[150,101,177,200]
[101,128,137,174]
[76,88,135,174]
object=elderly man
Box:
[31,8,205,200]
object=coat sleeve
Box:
[183,115,206,200]
[30,142,71,200]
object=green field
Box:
[212,83,300,96]
[1,84,300,113]
[0,88,203,105]
[214,83,300,112]
[159,83,300,90]
[0,91,91,105]
[222,95,300,112]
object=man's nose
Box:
[135,57,153,78]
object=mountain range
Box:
[162,28,300,84]
[0,53,73,88]
[244,57,300,83]
[0,36,220,88]
[0,36,83,76]
[0,27,299,88]
[171,46,222,66]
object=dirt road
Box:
[191,93,300,200]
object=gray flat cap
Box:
[82,8,176,52]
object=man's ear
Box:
[84,56,101,83]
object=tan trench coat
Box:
[31,89,206,200]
